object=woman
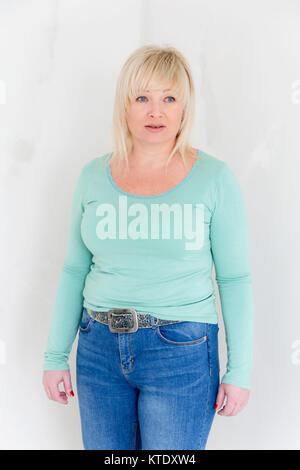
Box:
[42,44,254,450]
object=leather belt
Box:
[86,307,182,333]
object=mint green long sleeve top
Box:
[43,149,254,389]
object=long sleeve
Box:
[43,166,92,370]
[210,162,254,389]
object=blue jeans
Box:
[76,307,220,450]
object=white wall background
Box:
[1,0,299,450]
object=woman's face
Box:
[125,81,184,147]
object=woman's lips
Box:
[145,125,166,132]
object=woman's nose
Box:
[148,107,163,117]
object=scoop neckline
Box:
[106,149,200,199]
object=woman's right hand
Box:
[42,369,74,405]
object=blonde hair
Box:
[106,44,204,173]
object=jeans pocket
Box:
[79,308,93,333]
[156,321,208,346]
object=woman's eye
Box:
[136,96,175,103]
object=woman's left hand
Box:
[214,383,250,416]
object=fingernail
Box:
[70,390,74,397]
[214,404,218,410]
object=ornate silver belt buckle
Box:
[107,308,139,333]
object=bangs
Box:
[126,53,189,106]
